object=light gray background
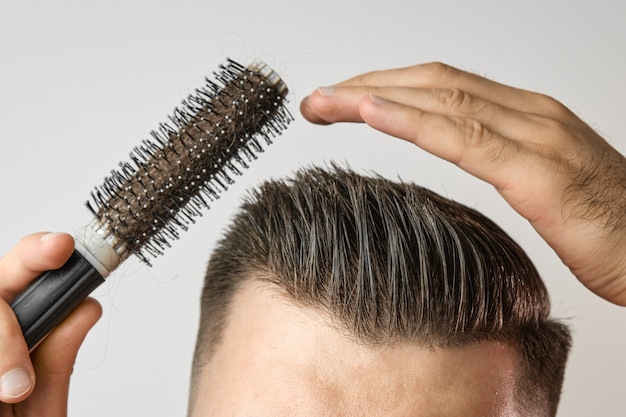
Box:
[1,1,624,415]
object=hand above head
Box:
[0,232,101,417]
[301,62,626,306]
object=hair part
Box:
[191,165,571,416]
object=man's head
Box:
[189,166,571,416]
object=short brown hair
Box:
[191,165,571,416]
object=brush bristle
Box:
[86,59,292,264]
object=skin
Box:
[0,232,101,416]
[301,62,626,306]
[2,61,625,413]
[191,280,519,417]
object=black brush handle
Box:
[10,250,105,351]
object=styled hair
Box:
[191,165,571,416]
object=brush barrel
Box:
[10,250,104,351]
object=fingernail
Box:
[41,232,64,243]
[317,86,336,96]
[369,94,387,105]
[0,368,33,399]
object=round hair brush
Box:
[10,58,292,351]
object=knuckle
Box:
[420,61,458,83]
[457,118,517,165]
[441,89,495,120]
[536,92,563,108]
[460,117,488,145]
[538,116,576,145]
[535,93,572,117]
[441,88,471,110]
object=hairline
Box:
[190,270,540,415]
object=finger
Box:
[332,62,565,117]
[337,62,501,91]
[25,298,101,416]
[0,233,74,301]
[300,96,333,125]
[302,87,364,124]
[0,299,35,404]
[304,86,540,141]
[358,94,528,191]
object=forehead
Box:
[191,281,519,417]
